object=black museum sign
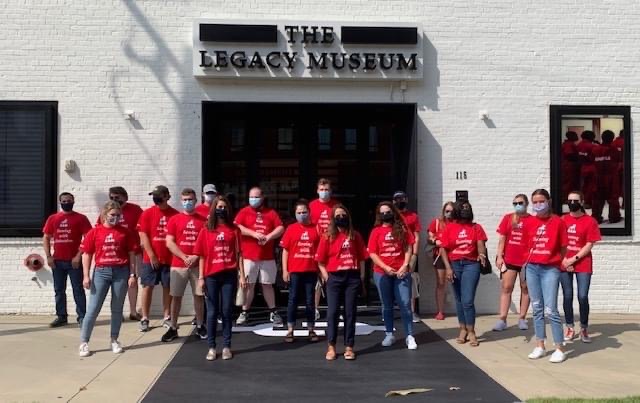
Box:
[193,20,423,80]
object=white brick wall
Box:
[1,0,639,316]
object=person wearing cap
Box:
[392,191,422,323]
[196,184,217,218]
[137,185,179,332]
[98,186,144,321]
[234,186,285,326]
[43,192,93,328]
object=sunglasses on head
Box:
[513,201,525,206]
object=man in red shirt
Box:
[612,129,625,208]
[195,183,217,218]
[309,178,339,320]
[393,191,422,323]
[43,192,92,327]
[576,131,597,207]
[162,188,207,342]
[101,186,144,321]
[561,131,580,202]
[592,130,621,224]
[234,186,285,326]
[137,185,179,332]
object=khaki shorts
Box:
[411,271,420,299]
[169,267,203,297]
[244,259,277,284]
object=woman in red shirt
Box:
[368,202,417,350]
[523,189,568,363]
[280,199,320,343]
[315,204,368,361]
[79,201,138,357]
[493,193,531,332]
[194,196,247,361]
[427,201,454,320]
[440,200,487,347]
[560,191,601,343]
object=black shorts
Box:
[505,264,522,271]
[433,256,446,270]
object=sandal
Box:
[456,330,468,344]
[284,331,295,343]
[343,347,356,360]
[468,332,479,347]
[326,345,337,361]
[308,331,319,342]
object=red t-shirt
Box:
[400,210,422,234]
[81,225,137,267]
[193,224,241,277]
[577,140,595,169]
[439,222,488,261]
[315,231,368,272]
[309,198,339,234]
[496,213,532,267]
[166,212,207,268]
[95,202,143,253]
[137,205,179,264]
[195,203,212,218]
[43,211,92,260]
[280,222,320,273]
[523,215,568,267]
[562,214,601,273]
[367,225,415,274]
[593,143,619,176]
[234,206,283,261]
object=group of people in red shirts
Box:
[561,129,624,224]
[43,179,598,364]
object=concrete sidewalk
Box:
[0,314,638,402]
[424,314,640,401]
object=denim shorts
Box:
[140,263,170,287]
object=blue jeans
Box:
[526,263,564,345]
[80,266,129,343]
[559,271,592,328]
[326,270,360,347]
[450,260,481,326]
[287,272,317,327]
[52,260,86,321]
[374,272,413,337]
[205,270,237,349]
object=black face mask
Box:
[459,209,473,220]
[60,202,74,212]
[394,201,407,210]
[334,216,349,228]
[214,208,228,218]
[380,211,394,223]
[152,196,164,205]
[568,200,582,212]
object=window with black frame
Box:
[550,105,631,236]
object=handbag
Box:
[475,224,492,275]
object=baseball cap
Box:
[149,185,170,196]
[393,190,407,199]
[203,184,217,194]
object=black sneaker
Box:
[50,317,68,328]
[139,319,150,332]
[161,327,178,342]
[196,325,207,340]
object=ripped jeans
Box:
[525,263,564,346]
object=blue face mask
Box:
[296,212,309,223]
[182,200,195,212]
[514,204,526,214]
[249,197,262,208]
[318,190,331,201]
[532,201,549,214]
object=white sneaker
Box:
[315,309,321,321]
[79,342,90,357]
[492,320,507,331]
[381,333,396,347]
[518,319,529,330]
[549,349,567,363]
[412,313,420,323]
[236,311,248,325]
[406,335,418,350]
[528,347,546,359]
[206,348,216,361]
[111,340,123,354]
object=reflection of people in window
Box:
[576,131,596,208]
[592,131,621,224]
[612,129,624,209]
[561,131,580,202]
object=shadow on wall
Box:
[422,33,439,112]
